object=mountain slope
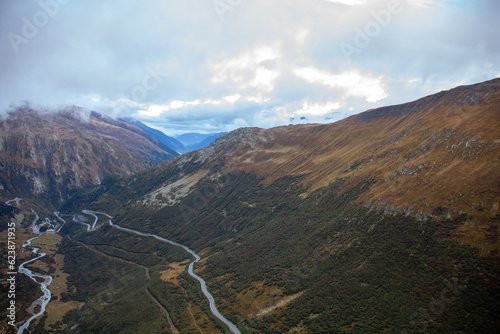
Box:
[110,78,499,229]
[175,132,215,146]
[62,79,500,333]
[0,107,178,208]
[184,132,226,152]
[218,79,500,227]
[175,131,226,150]
[119,117,186,153]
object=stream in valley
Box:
[8,203,240,334]
[17,224,53,334]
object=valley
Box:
[17,233,53,334]
[108,216,241,334]
[2,201,239,333]
[1,79,499,333]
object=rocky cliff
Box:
[0,107,178,208]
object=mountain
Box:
[60,79,500,333]
[184,132,226,152]
[0,107,178,208]
[119,117,186,153]
[175,132,225,148]
[120,118,226,154]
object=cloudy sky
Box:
[1,0,499,135]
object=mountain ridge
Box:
[119,117,186,153]
[356,78,500,122]
[119,117,226,154]
[68,78,500,252]
[0,107,178,209]
[209,79,500,225]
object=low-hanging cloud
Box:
[0,0,498,133]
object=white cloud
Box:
[407,0,443,7]
[295,101,342,116]
[295,28,310,45]
[251,67,281,92]
[1,0,498,133]
[223,118,250,132]
[293,67,388,103]
[254,46,280,63]
[323,0,368,5]
[134,94,270,119]
[211,45,282,93]
[137,104,164,118]
[224,94,241,104]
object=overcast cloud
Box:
[1,0,499,135]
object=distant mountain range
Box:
[118,117,186,153]
[175,132,226,147]
[176,132,227,152]
[119,117,225,154]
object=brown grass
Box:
[159,260,189,286]
[221,85,500,251]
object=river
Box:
[17,231,53,334]
[12,207,241,334]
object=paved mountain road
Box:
[108,220,241,334]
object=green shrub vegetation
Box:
[58,167,500,333]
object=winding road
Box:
[81,210,113,230]
[54,212,66,232]
[73,214,92,232]
[108,220,241,334]
[82,210,98,230]
[5,197,22,206]
[9,204,240,334]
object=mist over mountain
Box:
[0,108,177,209]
